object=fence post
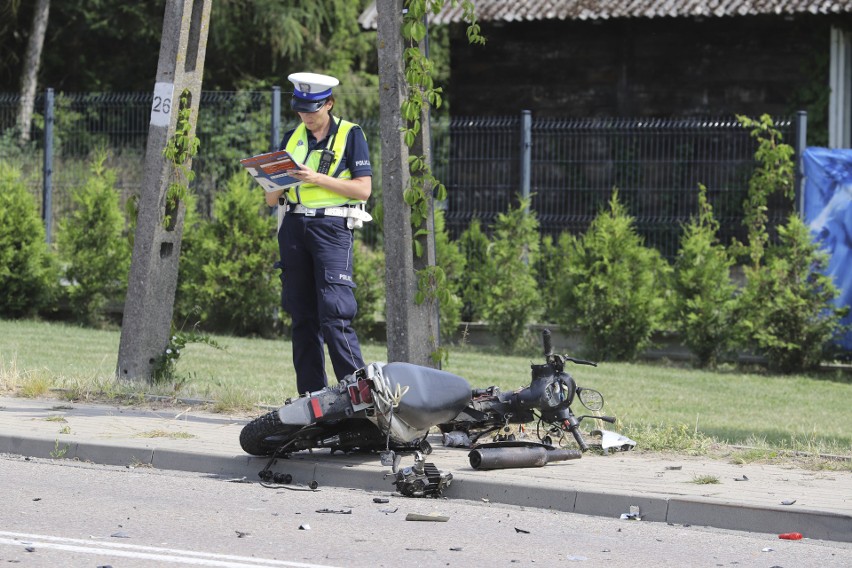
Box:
[520,109,532,212]
[794,110,807,216]
[42,87,54,243]
[270,85,281,151]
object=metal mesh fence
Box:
[1,90,795,260]
[439,115,794,259]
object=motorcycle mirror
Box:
[577,387,604,411]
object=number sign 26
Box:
[150,82,175,127]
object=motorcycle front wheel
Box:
[239,410,307,456]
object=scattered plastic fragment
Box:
[443,430,472,447]
[24,547,35,553]
[734,475,749,481]
[235,531,250,538]
[514,527,530,534]
[620,505,642,521]
[778,532,803,540]
[405,548,436,552]
[780,499,796,506]
[380,508,399,514]
[566,555,588,561]
[761,547,774,552]
[373,498,390,504]
[406,512,449,522]
[664,466,682,471]
[316,508,351,514]
[481,498,490,503]
[591,429,636,451]
[225,477,250,483]
[449,547,463,551]
[110,531,130,538]
[299,524,311,530]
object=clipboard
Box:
[240,149,303,193]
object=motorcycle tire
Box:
[239,410,306,456]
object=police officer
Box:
[264,72,372,395]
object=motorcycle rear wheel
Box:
[239,410,305,456]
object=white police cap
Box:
[288,72,339,112]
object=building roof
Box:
[358,0,852,29]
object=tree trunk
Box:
[17,0,50,144]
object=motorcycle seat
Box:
[381,362,472,430]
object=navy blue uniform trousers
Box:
[278,212,365,394]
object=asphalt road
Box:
[2,454,851,568]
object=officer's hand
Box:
[287,164,323,185]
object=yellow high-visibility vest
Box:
[284,118,366,208]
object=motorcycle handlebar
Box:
[541,330,598,367]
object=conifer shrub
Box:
[733,114,846,372]
[56,151,130,326]
[0,162,57,317]
[456,218,490,322]
[175,172,279,336]
[739,214,847,373]
[671,184,739,368]
[555,190,669,361]
[480,197,542,352]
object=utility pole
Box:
[376,0,441,367]
[117,0,212,381]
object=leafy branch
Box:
[162,89,200,228]
[400,0,485,330]
[735,114,795,267]
[401,1,483,236]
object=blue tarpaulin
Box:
[802,147,852,353]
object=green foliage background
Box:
[0,162,57,318]
[0,0,380,93]
[56,150,130,326]
[670,184,739,368]
[554,191,670,361]
[175,172,280,337]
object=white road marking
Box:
[0,531,340,568]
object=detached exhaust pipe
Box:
[468,444,582,470]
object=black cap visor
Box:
[291,96,327,113]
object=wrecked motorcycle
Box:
[239,361,471,494]
[440,329,635,458]
[239,329,632,493]
[240,362,471,457]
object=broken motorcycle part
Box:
[389,451,453,497]
[468,441,582,470]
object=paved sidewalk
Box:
[1,395,850,543]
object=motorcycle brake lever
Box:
[565,356,598,367]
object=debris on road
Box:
[620,505,642,521]
[405,512,449,522]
